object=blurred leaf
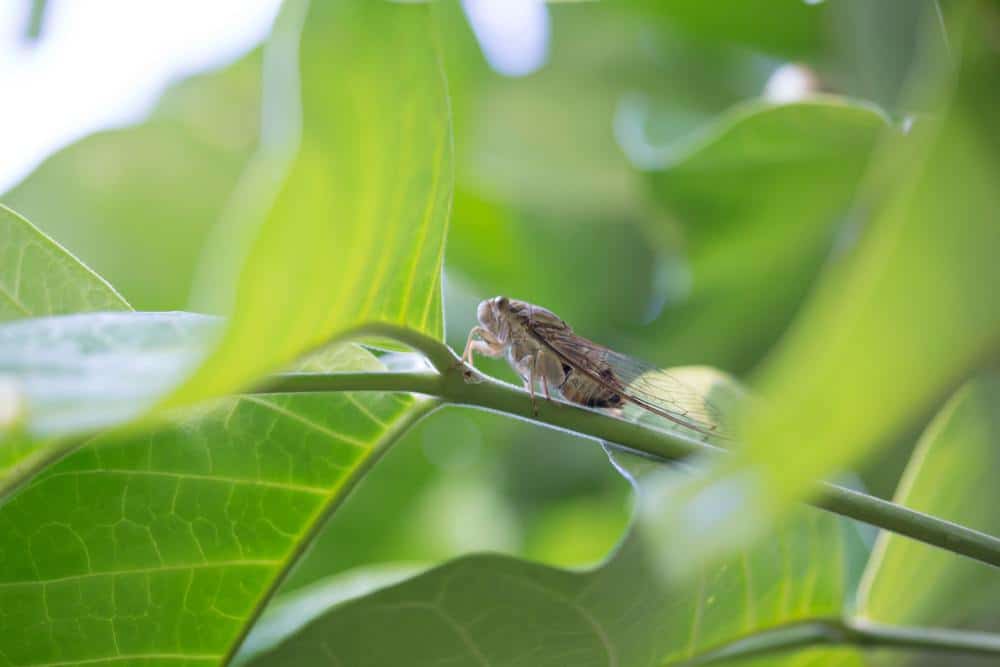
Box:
[631,0,830,59]
[23,0,48,43]
[657,5,1000,573]
[240,476,865,666]
[0,340,433,665]
[236,563,430,666]
[858,375,1000,629]
[446,3,768,220]
[523,494,631,566]
[0,312,213,442]
[172,0,452,406]
[0,204,128,321]
[281,405,630,594]
[237,371,869,667]
[826,0,940,112]
[639,99,888,371]
[446,191,658,347]
[2,52,262,311]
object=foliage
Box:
[2,1,999,665]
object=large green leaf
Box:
[858,375,1000,629]
[0,3,455,663]
[2,0,452,475]
[0,342,435,666]
[239,470,866,666]
[640,99,887,371]
[235,373,868,666]
[652,4,1000,572]
[173,0,453,405]
[0,204,129,321]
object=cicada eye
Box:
[495,296,509,310]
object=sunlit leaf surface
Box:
[173,0,453,405]
[0,3,455,663]
[0,206,132,483]
[0,343,431,666]
[0,204,129,321]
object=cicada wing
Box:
[539,328,734,441]
[601,349,735,440]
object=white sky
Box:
[0,0,548,194]
[0,0,282,192]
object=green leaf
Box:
[631,0,830,59]
[0,342,435,666]
[235,373,868,667]
[173,0,453,406]
[240,487,865,666]
[640,99,888,371]
[652,5,1000,573]
[2,53,261,312]
[2,0,452,478]
[444,2,766,221]
[858,375,1000,628]
[0,312,215,440]
[0,206,130,483]
[0,204,129,321]
[0,312,218,500]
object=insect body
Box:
[463,296,728,440]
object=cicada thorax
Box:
[507,303,625,410]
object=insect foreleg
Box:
[462,326,504,367]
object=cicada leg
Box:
[535,349,565,403]
[523,349,565,417]
[462,326,504,368]
[516,353,539,417]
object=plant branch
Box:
[333,322,459,373]
[257,330,1000,573]
[686,618,1000,664]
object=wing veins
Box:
[523,322,728,440]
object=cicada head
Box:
[477,295,512,342]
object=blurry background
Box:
[0,0,945,592]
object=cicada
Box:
[463,296,730,440]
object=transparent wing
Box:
[538,327,734,441]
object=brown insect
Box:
[463,296,729,440]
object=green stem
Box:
[686,618,1000,664]
[257,328,1000,572]
[333,322,459,373]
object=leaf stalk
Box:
[257,327,1000,573]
